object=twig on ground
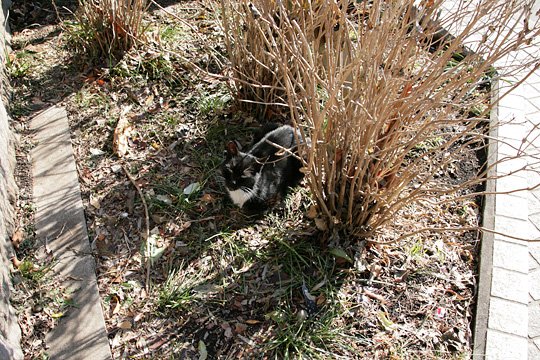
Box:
[367,225,537,245]
[363,288,388,304]
[122,163,151,291]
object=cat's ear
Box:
[226,141,238,157]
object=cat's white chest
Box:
[228,188,251,208]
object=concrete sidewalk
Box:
[473,65,540,360]
[435,1,540,358]
[473,12,540,360]
[526,79,540,357]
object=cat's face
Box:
[222,142,261,191]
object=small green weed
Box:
[160,24,188,43]
[263,297,357,358]
[18,259,52,282]
[468,103,488,117]
[413,136,445,153]
[74,87,110,111]
[7,50,34,78]
[137,54,175,81]
[216,232,258,270]
[9,100,32,117]
[157,267,204,312]
[147,174,202,216]
[407,239,425,259]
[197,91,232,117]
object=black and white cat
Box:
[222,124,304,213]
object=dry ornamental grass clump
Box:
[221,0,540,240]
[66,0,149,64]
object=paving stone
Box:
[485,329,528,360]
[497,88,525,110]
[527,219,539,240]
[528,341,540,360]
[498,52,536,74]
[488,297,528,337]
[528,219,537,239]
[497,83,521,100]
[442,7,540,360]
[526,94,540,105]
[525,62,540,360]
[525,71,540,87]
[529,300,540,338]
[495,193,529,221]
[496,174,528,194]
[530,254,540,272]
[492,240,529,273]
[530,215,540,229]
[494,216,529,243]
[529,173,540,195]
[526,76,540,90]
[491,267,528,304]
[530,186,540,208]
[497,140,528,159]
[496,156,529,177]
[529,177,540,195]
[497,122,528,142]
[530,211,540,226]
[532,188,540,203]
[530,269,540,301]
[525,97,540,115]
[530,242,540,265]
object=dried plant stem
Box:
[370,225,538,246]
[67,0,150,63]
[222,0,540,240]
[122,164,151,291]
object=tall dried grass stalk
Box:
[69,0,149,63]
[221,0,540,238]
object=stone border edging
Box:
[471,77,499,359]
[30,106,112,360]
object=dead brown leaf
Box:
[306,205,318,219]
[200,193,216,204]
[117,320,132,330]
[11,256,21,268]
[314,217,328,231]
[234,323,248,334]
[111,295,121,315]
[11,229,24,248]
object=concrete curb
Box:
[30,106,111,360]
[474,75,534,359]
[472,77,499,359]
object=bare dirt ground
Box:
[8,1,483,359]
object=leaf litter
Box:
[7,0,483,359]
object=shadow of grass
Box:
[91,111,367,357]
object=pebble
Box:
[111,164,122,173]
